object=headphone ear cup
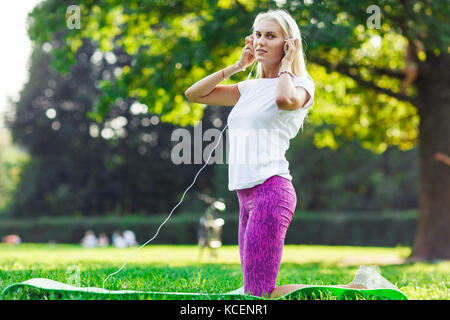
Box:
[283,38,290,55]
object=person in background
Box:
[400,42,419,94]
[434,152,450,166]
[81,230,98,248]
[2,234,21,246]
[112,231,127,248]
[123,230,137,247]
[98,233,110,247]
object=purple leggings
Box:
[236,175,297,297]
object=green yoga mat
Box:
[1,278,407,300]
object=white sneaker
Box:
[352,265,399,290]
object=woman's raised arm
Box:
[184,34,256,107]
[184,62,243,106]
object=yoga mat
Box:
[1,278,408,300]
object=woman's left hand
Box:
[282,37,301,65]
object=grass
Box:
[0,243,448,300]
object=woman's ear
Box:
[283,38,291,55]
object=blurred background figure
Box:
[80,230,97,248]
[97,233,109,247]
[112,231,127,248]
[2,234,21,246]
[123,230,137,247]
[197,194,226,260]
[400,42,419,94]
[433,152,450,166]
[197,215,208,252]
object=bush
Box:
[0,210,418,247]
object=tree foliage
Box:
[4,40,214,217]
[26,0,448,154]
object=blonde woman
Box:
[185,9,395,299]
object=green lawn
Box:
[0,244,448,300]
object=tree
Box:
[5,39,214,217]
[300,0,450,261]
[26,0,449,259]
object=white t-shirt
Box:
[227,76,315,191]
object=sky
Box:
[0,0,43,130]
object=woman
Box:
[185,9,392,299]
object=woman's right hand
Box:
[237,35,255,70]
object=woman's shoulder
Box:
[237,78,258,85]
[242,78,260,82]
[293,76,315,89]
[294,75,314,83]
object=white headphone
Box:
[283,38,292,55]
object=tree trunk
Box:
[410,53,450,261]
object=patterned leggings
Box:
[236,175,297,297]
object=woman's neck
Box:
[260,62,281,78]
[260,61,291,78]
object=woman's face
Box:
[253,19,285,63]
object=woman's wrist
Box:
[278,70,295,81]
[279,60,293,73]
[232,60,246,73]
[221,61,245,80]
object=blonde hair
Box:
[251,9,312,81]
